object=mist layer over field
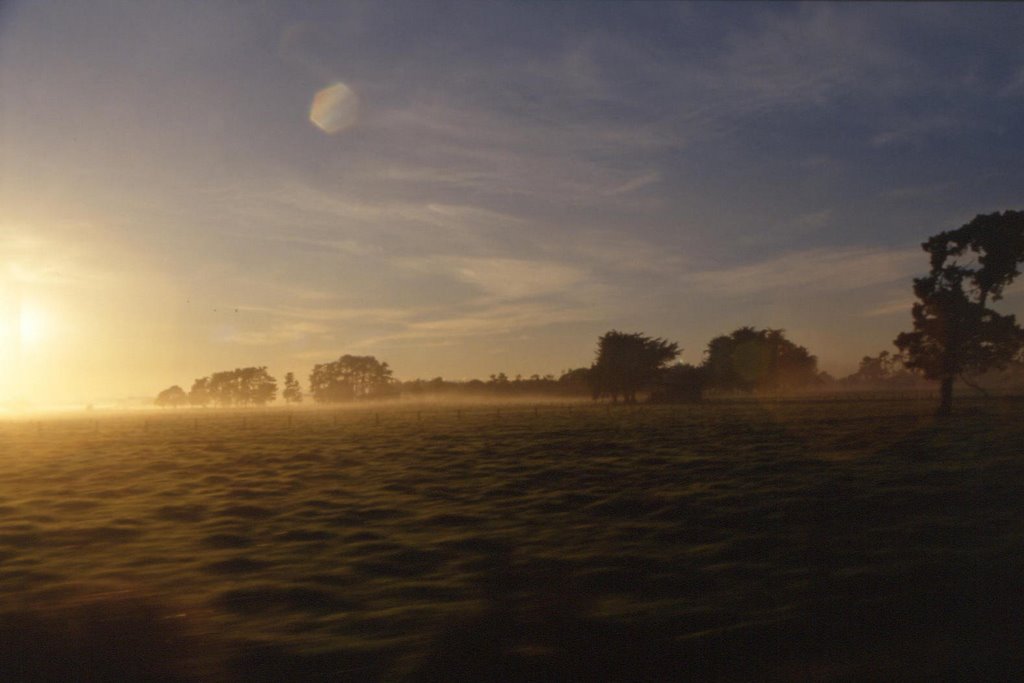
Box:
[1,400,1023,680]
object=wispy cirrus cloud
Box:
[221,321,331,346]
[396,256,590,301]
[352,300,602,349]
[0,224,136,289]
[609,172,661,195]
[862,297,915,318]
[681,246,921,298]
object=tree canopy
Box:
[187,367,277,407]
[154,385,188,408]
[188,377,211,407]
[703,327,818,392]
[895,210,1024,415]
[589,330,680,403]
[282,372,303,404]
[309,355,398,403]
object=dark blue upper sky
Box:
[2,1,1023,403]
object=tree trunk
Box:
[937,376,954,417]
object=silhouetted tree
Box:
[207,370,238,406]
[703,327,818,392]
[188,377,211,407]
[155,385,188,408]
[282,372,303,404]
[589,330,680,403]
[203,367,277,406]
[309,355,398,403]
[238,366,277,405]
[895,210,1024,416]
[855,351,903,382]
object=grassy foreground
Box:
[1,399,1023,681]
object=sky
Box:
[2,1,1023,407]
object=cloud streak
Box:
[681,247,922,298]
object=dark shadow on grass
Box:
[0,585,225,682]
[402,548,1024,681]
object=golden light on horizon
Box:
[309,82,360,134]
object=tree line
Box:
[155,357,397,408]
[154,326,825,408]
[156,210,1024,416]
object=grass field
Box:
[2,398,1024,681]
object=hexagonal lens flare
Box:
[309,82,359,134]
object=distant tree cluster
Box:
[154,385,188,408]
[579,326,823,404]
[399,327,824,404]
[400,370,590,398]
[189,367,278,407]
[309,355,399,403]
[703,327,820,392]
[840,350,922,389]
[155,367,282,408]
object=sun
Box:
[0,297,52,356]
[18,304,49,346]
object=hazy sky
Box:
[2,2,1023,406]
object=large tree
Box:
[589,330,680,403]
[703,327,818,392]
[895,210,1024,416]
[309,355,397,403]
[201,367,277,406]
[237,366,278,405]
[188,377,211,407]
[155,385,188,408]
[282,372,303,404]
